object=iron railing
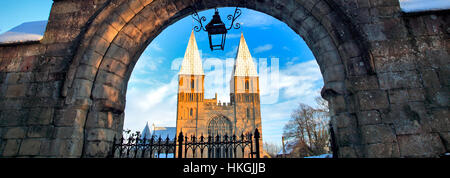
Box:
[109,129,261,158]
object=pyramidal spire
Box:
[179,30,204,75]
[141,122,152,139]
[233,33,258,77]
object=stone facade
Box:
[176,32,263,158]
[0,0,448,157]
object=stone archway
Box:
[0,0,447,158]
[61,0,371,158]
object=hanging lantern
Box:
[205,9,227,51]
[190,7,242,51]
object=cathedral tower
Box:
[176,31,205,137]
[230,33,262,140]
[176,32,263,157]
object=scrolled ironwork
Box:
[109,128,261,158]
[189,6,242,32]
[227,7,242,30]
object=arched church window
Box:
[208,116,232,137]
[245,80,249,90]
[208,116,233,158]
[191,79,194,89]
[190,108,193,117]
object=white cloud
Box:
[132,54,164,74]
[124,57,324,145]
[253,44,273,54]
[124,76,178,132]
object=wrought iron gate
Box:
[108,129,261,158]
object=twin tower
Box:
[176,31,262,142]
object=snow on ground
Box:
[0,21,47,44]
[304,154,333,158]
[399,0,450,13]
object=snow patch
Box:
[399,0,450,13]
[304,154,333,158]
[0,21,47,44]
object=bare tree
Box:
[263,142,282,157]
[282,97,330,157]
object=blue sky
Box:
[0,0,52,34]
[0,2,325,146]
[125,8,323,146]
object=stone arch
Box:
[59,0,376,157]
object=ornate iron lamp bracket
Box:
[190,7,242,32]
[191,7,207,32]
[227,7,242,30]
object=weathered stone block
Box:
[361,124,396,144]
[357,90,389,110]
[397,133,445,157]
[5,84,27,98]
[337,127,360,146]
[116,2,136,22]
[72,78,93,98]
[74,64,98,81]
[53,126,84,139]
[365,142,400,158]
[0,109,27,126]
[92,83,120,102]
[381,104,429,135]
[407,88,425,102]
[105,43,132,65]
[90,35,110,55]
[50,138,84,157]
[85,111,112,129]
[18,139,41,156]
[96,70,125,90]
[363,23,387,41]
[83,140,111,157]
[374,54,416,73]
[80,49,103,68]
[388,89,408,104]
[428,109,450,132]
[4,127,27,139]
[27,126,54,138]
[338,146,361,158]
[357,110,382,125]
[54,109,87,127]
[112,33,138,53]
[2,139,21,157]
[46,43,72,57]
[378,71,422,90]
[99,58,127,78]
[333,113,357,129]
[86,128,115,141]
[347,75,379,91]
[338,42,362,60]
[323,64,345,83]
[328,95,347,115]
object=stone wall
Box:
[0,0,448,157]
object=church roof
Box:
[0,21,47,44]
[179,30,204,75]
[141,122,177,139]
[140,122,152,139]
[232,33,258,77]
[152,127,177,139]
